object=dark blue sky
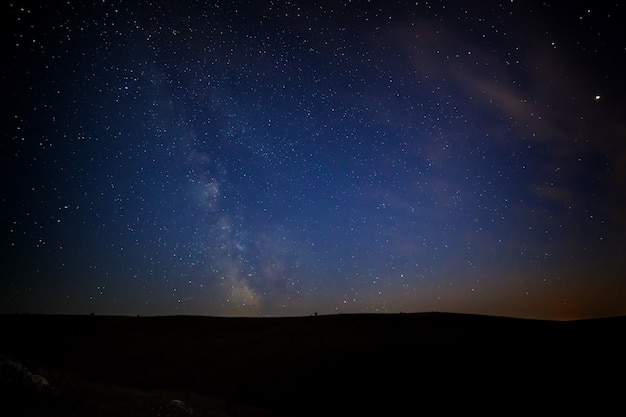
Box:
[2,0,625,319]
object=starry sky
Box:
[2,0,625,320]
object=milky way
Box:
[2,1,625,319]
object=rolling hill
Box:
[1,312,624,416]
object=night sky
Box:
[2,1,625,320]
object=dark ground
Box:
[1,312,624,416]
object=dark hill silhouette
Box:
[1,312,624,416]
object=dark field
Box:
[1,312,624,416]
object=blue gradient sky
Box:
[2,0,625,320]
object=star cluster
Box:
[2,1,625,319]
